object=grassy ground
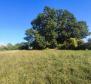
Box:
[0,49,91,84]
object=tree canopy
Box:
[24,6,89,49]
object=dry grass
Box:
[0,49,91,84]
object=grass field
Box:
[0,49,91,84]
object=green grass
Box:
[0,49,91,84]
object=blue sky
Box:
[0,0,91,44]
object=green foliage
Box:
[0,45,7,50]
[77,40,85,50]
[57,44,66,49]
[0,43,30,51]
[17,42,29,50]
[33,33,46,49]
[73,21,89,39]
[24,29,35,43]
[57,38,78,50]
[24,6,89,49]
[88,38,91,43]
[77,38,91,50]
[85,38,91,50]
[6,43,16,50]
[0,43,20,50]
[68,38,78,49]
[47,39,57,48]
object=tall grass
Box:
[0,49,91,84]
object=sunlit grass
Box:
[0,49,91,84]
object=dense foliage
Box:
[78,38,91,50]
[25,6,89,49]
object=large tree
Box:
[24,6,89,49]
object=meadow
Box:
[0,49,91,84]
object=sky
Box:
[0,0,91,44]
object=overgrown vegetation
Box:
[0,50,91,84]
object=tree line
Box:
[0,6,91,50]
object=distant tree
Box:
[6,43,14,50]
[0,43,19,50]
[24,6,89,49]
[0,45,7,50]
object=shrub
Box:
[57,44,66,49]
[60,38,78,50]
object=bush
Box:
[57,38,78,50]
[68,38,78,49]
[57,44,66,49]
[60,38,78,50]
